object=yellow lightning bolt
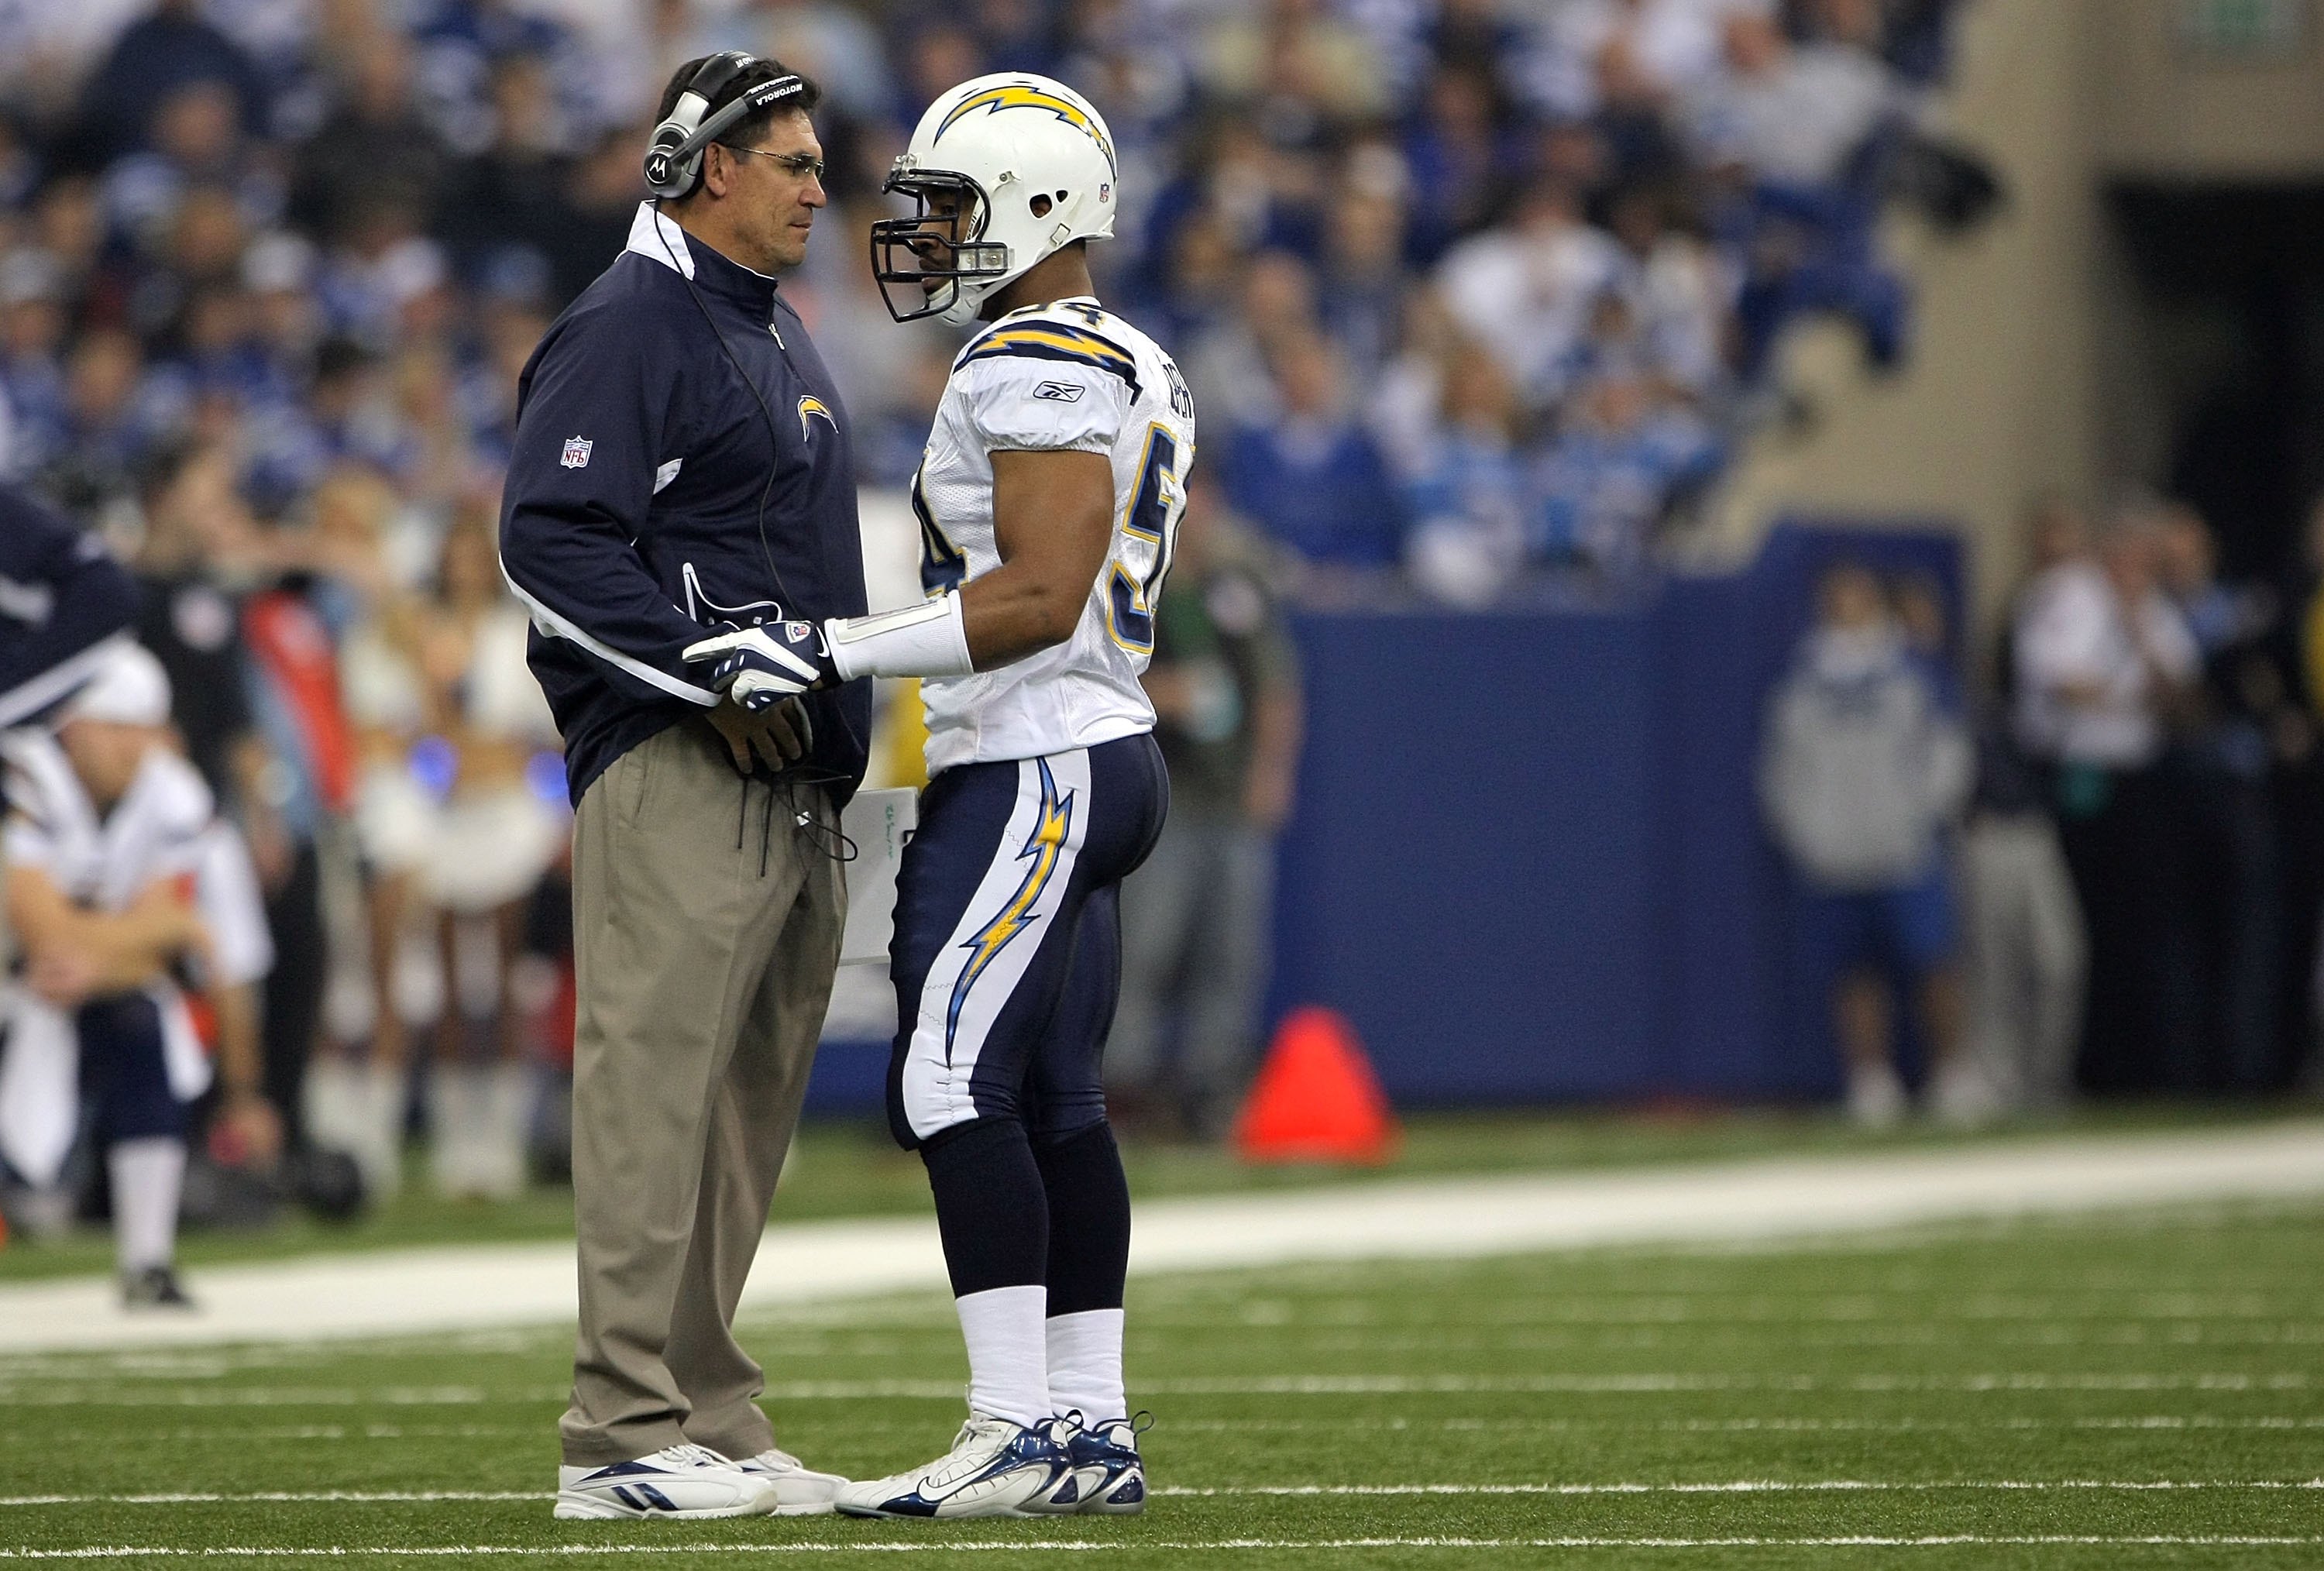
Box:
[945,759,1074,1059]
[936,84,1117,178]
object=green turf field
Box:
[4,1200,2322,1567]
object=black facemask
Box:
[868,168,1012,323]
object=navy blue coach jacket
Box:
[0,483,139,733]
[499,201,871,806]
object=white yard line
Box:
[9,1373,2322,1406]
[3,1535,2322,1557]
[4,1122,2323,1353]
[4,1480,2323,1508]
[61,1415,2324,1442]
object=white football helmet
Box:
[870,72,1118,326]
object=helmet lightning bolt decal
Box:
[945,759,1075,1061]
[936,83,1118,178]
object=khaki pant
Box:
[559,719,844,1466]
[1961,812,2086,1112]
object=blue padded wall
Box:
[806,521,1965,1116]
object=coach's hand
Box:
[707,695,809,775]
[683,620,835,712]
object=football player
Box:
[682,73,1190,1518]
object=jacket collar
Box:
[625,201,779,314]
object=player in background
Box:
[683,74,1190,1519]
[0,642,277,1304]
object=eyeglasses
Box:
[718,144,827,181]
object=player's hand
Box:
[682,620,834,712]
[706,695,810,775]
[209,1089,284,1170]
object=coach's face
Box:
[710,108,827,274]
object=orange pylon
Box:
[1232,1006,1402,1165]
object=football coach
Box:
[497,53,870,1520]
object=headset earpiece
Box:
[643,51,756,201]
[642,52,810,201]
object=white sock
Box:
[109,1137,185,1275]
[1046,1308,1127,1425]
[955,1284,1050,1429]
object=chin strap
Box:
[824,593,975,680]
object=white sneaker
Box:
[1844,1061,1908,1130]
[553,1443,779,1520]
[733,1446,846,1515]
[1927,1061,2003,1129]
[832,1415,1070,1520]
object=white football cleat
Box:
[832,1415,1070,1520]
[553,1443,779,1520]
[1061,1414,1149,1514]
[733,1445,847,1515]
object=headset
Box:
[642,51,808,201]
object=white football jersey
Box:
[913,296,1195,776]
[0,731,274,1186]
[0,732,273,988]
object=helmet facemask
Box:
[870,168,1012,325]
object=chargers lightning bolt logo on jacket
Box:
[797,396,837,442]
[944,758,1074,1059]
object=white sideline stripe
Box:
[4,1121,2323,1352]
[5,1480,2322,1507]
[5,1536,2323,1557]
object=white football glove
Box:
[681,620,835,712]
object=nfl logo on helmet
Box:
[562,436,593,469]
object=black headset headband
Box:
[643,53,808,200]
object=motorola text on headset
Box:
[643,51,808,201]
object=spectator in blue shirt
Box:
[1222,332,1404,570]
[1532,368,1720,577]
[1404,339,1528,607]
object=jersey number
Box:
[915,467,967,595]
[1105,426,1184,655]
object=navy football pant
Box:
[77,992,187,1147]
[888,734,1167,1302]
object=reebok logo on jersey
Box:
[561,437,592,469]
[1033,380,1086,403]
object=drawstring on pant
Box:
[733,768,860,877]
[734,775,776,877]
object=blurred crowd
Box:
[1762,499,2324,1126]
[0,0,1994,1229]
[0,0,1978,596]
